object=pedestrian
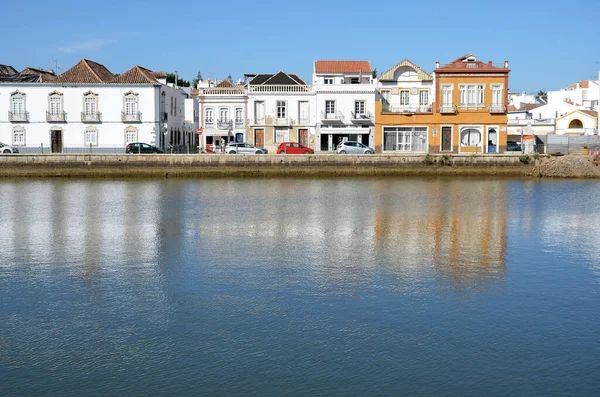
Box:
[221,138,225,153]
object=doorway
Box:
[487,127,498,153]
[51,129,63,153]
[441,126,452,151]
[254,129,264,148]
[298,129,308,147]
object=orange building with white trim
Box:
[375,54,510,154]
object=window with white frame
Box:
[205,108,213,123]
[125,127,138,144]
[442,85,453,105]
[12,126,25,146]
[84,127,98,146]
[459,85,484,107]
[492,84,502,105]
[49,94,62,114]
[124,93,138,115]
[400,90,410,106]
[235,108,243,122]
[324,77,334,84]
[354,101,365,115]
[219,108,229,122]
[11,95,25,115]
[419,90,429,106]
[325,100,335,117]
[460,127,482,146]
[380,90,390,105]
[84,96,97,115]
[274,127,289,142]
[276,101,287,119]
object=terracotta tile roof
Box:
[153,71,167,79]
[507,105,518,112]
[57,59,114,83]
[315,60,371,74]
[567,80,589,89]
[579,110,598,118]
[112,66,160,84]
[190,88,199,96]
[0,64,18,75]
[519,103,538,111]
[435,53,509,74]
[21,67,57,82]
[216,79,234,87]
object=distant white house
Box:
[555,110,598,135]
[0,59,192,153]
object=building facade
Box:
[246,72,315,153]
[313,61,376,152]
[0,59,188,153]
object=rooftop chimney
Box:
[488,61,492,66]
[435,61,440,69]
[504,61,509,68]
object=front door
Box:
[298,129,308,147]
[441,126,452,152]
[487,128,498,153]
[254,129,264,148]
[51,129,62,153]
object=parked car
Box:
[277,142,314,154]
[225,142,268,154]
[336,141,375,154]
[0,142,19,154]
[125,143,164,154]
[507,141,522,152]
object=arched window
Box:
[205,107,214,124]
[125,126,138,144]
[569,119,583,129]
[84,126,98,146]
[460,127,482,146]
[12,126,25,146]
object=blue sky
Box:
[1,0,598,92]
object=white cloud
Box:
[57,39,114,53]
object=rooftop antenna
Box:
[50,59,62,75]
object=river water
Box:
[1,178,599,396]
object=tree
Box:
[537,90,547,98]
[166,72,191,87]
[371,68,377,79]
[192,70,203,88]
[227,74,233,82]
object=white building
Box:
[0,59,190,153]
[246,72,315,153]
[508,92,540,111]
[196,79,247,152]
[313,61,376,151]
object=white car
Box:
[336,141,374,154]
[225,142,268,154]
[0,142,19,154]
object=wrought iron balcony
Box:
[350,111,374,123]
[321,111,345,122]
[438,104,457,114]
[8,111,29,122]
[488,104,506,114]
[273,117,291,126]
[122,111,141,122]
[217,119,232,129]
[46,111,66,122]
[81,112,101,122]
[382,104,432,114]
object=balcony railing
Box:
[122,111,141,122]
[508,118,555,125]
[217,119,232,129]
[198,87,246,95]
[248,85,312,93]
[321,111,345,122]
[8,111,29,122]
[350,111,374,122]
[438,104,457,114]
[382,104,432,114]
[273,117,291,126]
[235,119,244,128]
[46,111,66,122]
[251,117,265,125]
[81,112,101,122]
[488,104,506,114]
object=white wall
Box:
[0,83,161,149]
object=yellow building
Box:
[375,54,510,153]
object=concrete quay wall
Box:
[0,153,540,178]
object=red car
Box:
[277,142,314,154]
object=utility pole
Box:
[175,70,178,89]
[50,59,62,75]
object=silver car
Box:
[0,142,19,154]
[336,141,374,154]
[225,142,268,154]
